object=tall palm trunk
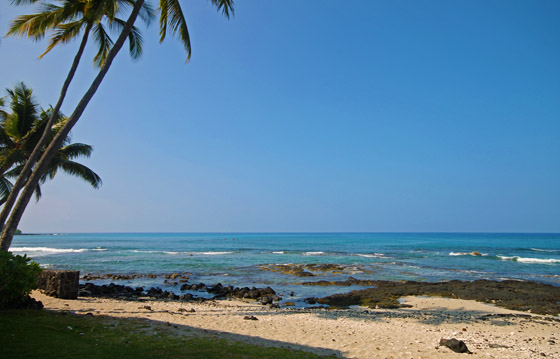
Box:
[0,0,145,251]
[0,22,93,241]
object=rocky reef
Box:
[295,276,378,286]
[316,279,560,315]
[79,282,281,306]
[258,263,371,277]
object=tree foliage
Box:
[0,82,102,205]
[0,250,42,308]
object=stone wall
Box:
[37,269,79,299]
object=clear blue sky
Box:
[0,1,558,233]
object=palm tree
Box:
[0,0,151,247]
[8,0,153,67]
[0,0,234,250]
[0,82,101,208]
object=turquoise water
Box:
[10,233,560,304]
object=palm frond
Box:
[58,143,93,160]
[3,83,38,140]
[110,18,143,59]
[92,22,114,67]
[209,0,235,18]
[86,0,118,23]
[0,176,14,203]
[7,3,67,41]
[3,115,22,140]
[0,129,15,148]
[0,97,6,121]
[0,149,27,171]
[40,20,87,58]
[33,182,42,202]
[10,0,41,5]
[158,0,191,61]
[58,160,102,189]
[116,0,155,25]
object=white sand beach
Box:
[32,291,560,358]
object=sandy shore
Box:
[32,291,559,358]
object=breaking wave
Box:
[497,256,560,264]
[10,247,88,255]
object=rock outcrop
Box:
[37,269,80,299]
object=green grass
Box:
[0,309,332,359]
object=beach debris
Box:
[67,326,73,330]
[139,305,152,311]
[283,301,295,307]
[439,338,472,354]
[243,315,258,320]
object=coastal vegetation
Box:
[0,251,41,308]
[0,309,327,359]
[0,0,234,250]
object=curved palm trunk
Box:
[0,22,93,244]
[0,0,145,251]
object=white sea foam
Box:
[163,251,180,255]
[356,253,385,258]
[10,246,88,255]
[449,252,489,256]
[303,251,325,256]
[272,251,285,254]
[530,248,558,253]
[498,255,560,264]
[92,248,108,251]
[200,251,233,255]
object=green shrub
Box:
[0,251,42,308]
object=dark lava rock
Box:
[38,269,80,299]
[243,315,258,320]
[261,296,273,305]
[258,263,372,277]
[439,338,472,354]
[298,276,377,287]
[304,297,317,305]
[317,279,560,315]
[80,279,280,306]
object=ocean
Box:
[9,232,560,305]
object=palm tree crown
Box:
[0,82,102,204]
[7,0,154,67]
[0,0,234,250]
